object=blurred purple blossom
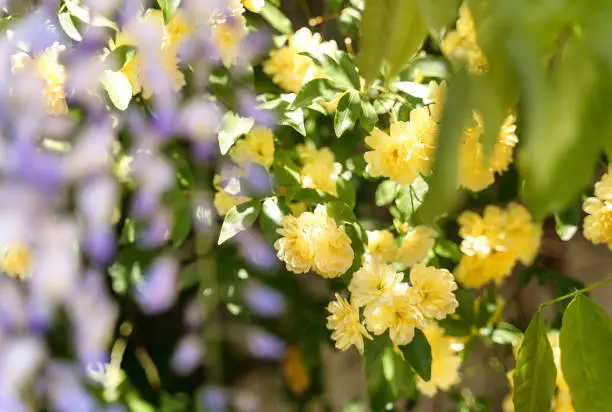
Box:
[135,255,179,314]
[234,230,278,272]
[244,282,286,318]
[47,363,98,412]
[199,386,229,412]
[171,334,204,375]
[245,328,286,360]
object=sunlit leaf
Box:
[218,199,261,245]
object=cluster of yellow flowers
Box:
[296,141,341,196]
[115,9,190,98]
[214,126,275,216]
[441,3,488,74]
[274,204,354,278]
[455,203,541,288]
[327,259,457,352]
[504,331,573,412]
[583,165,612,249]
[416,322,463,396]
[263,27,337,93]
[366,226,435,267]
[210,0,256,68]
[364,81,518,192]
[12,43,68,116]
[1,242,32,279]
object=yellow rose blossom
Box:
[212,12,248,68]
[12,43,68,116]
[441,3,488,73]
[455,203,540,288]
[428,81,447,122]
[365,230,397,262]
[364,107,437,185]
[326,293,371,354]
[242,0,264,13]
[213,190,250,216]
[396,225,435,267]
[229,126,275,169]
[348,258,404,308]
[275,205,353,278]
[1,242,32,279]
[416,322,462,396]
[296,142,341,196]
[407,264,458,320]
[263,27,337,93]
[583,166,612,249]
[364,284,424,346]
[459,114,518,192]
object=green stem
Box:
[540,277,612,308]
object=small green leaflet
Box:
[375,180,399,206]
[292,78,340,108]
[401,328,432,381]
[218,199,261,245]
[101,70,132,111]
[58,12,82,41]
[217,112,254,155]
[259,2,293,35]
[560,294,612,412]
[157,0,181,23]
[512,310,556,412]
[108,45,137,71]
[334,90,361,137]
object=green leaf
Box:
[414,0,461,39]
[359,99,378,132]
[395,175,429,220]
[394,81,431,99]
[334,90,361,137]
[281,107,306,136]
[58,12,82,41]
[272,151,301,194]
[554,205,581,241]
[363,333,391,371]
[415,69,472,223]
[293,78,339,108]
[491,322,523,346]
[560,294,612,412]
[375,180,399,206]
[434,238,460,262]
[108,45,137,71]
[293,188,336,204]
[512,310,556,412]
[259,2,293,35]
[218,199,261,245]
[217,112,254,155]
[170,194,192,248]
[338,52,361,90]
[336,177,356,208]
[327,201,357,225]
[358,0,392,84]
[100,70,132,111]
[401,328,432,381]
[179,258,214,291]
[157,0,181,23]
[384,0,427,80]
[260,197,290,243]
[65,1,90,23]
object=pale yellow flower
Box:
[553,390,574,412]
[230,127,275,169]
[407,264,458,320]
[348,258,404,308]
[364,284,424,346]
[275,205,353,278]
[13,43,68,116]
[297,142,341,195]
[365,230,397,262]
[364,107,437,185]
[263,27,337,93]
[416,322,462,396]
[459,114,518,192]
[455,252,516,288]
[428,81,447,122]
[2,242,32,279]
[214,190,250,216]
[212,12,248,67]
[396,225,435,267]
[326,293,371,354]
[441,3,488,73]
[583,166,612,250]
[505,203,542,265]
[242,0,264,13]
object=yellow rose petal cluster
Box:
[263,27,337,93]
[296,142,341,196]
[583,166,612,249]
[1,242,32,279]
[365,230,397,263]
[274,205,353,278]
[364,107,437,185]
[504,331,573,412]
[229,126,275,169]
[441,3,488,74]
[329,259,457,350]
[455,203,541,288]
[416,322,463,396]
[12,43,68,116]
[326,293,371,354]
[459,114,518,192]
[365,226,435,268]
[212,9,248,68]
